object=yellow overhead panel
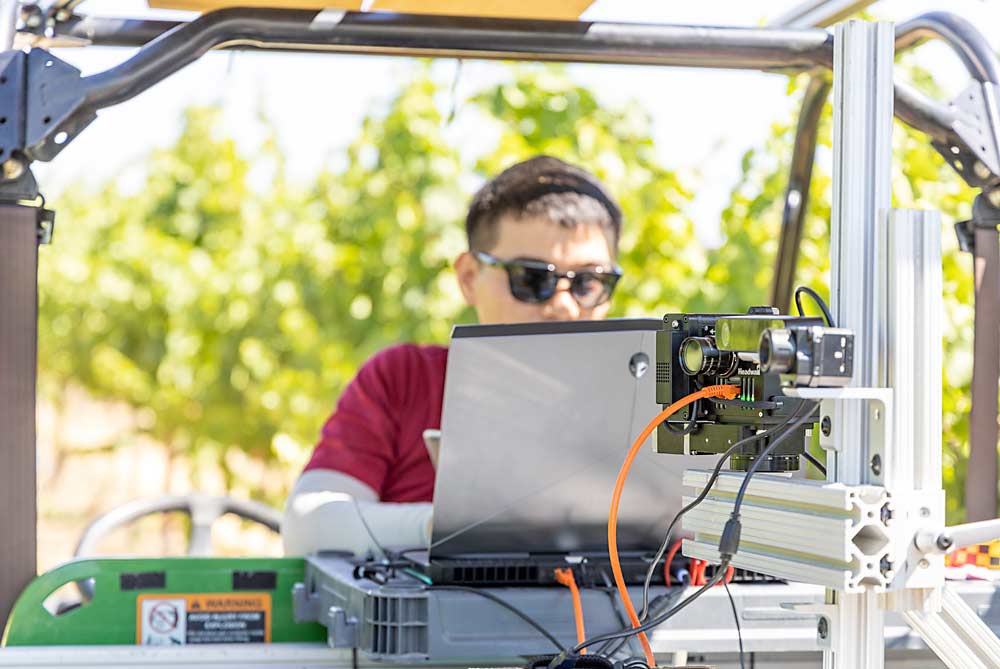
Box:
[147,0,593,19]
[367,0,595,20]
[148,0,362,12]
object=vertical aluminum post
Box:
[885,209,942,492]
[826,19,895,669]
[0,203,39,627]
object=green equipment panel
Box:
[3,557,326,646]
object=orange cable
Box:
[663,539,684,587]
[690,558,706,586]
[608,384,739,668]
[554,568,587,653]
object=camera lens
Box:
[680,337,707,375]
[760,328,796,374]
[679,337,735,377]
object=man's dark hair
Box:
[465,155,622,253]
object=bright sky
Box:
[31,0,1000,245]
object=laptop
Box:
[408,319,714,585]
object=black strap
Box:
[962,193,1000,521]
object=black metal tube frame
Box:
[25,9,990,203]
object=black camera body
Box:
[654,307,842,472]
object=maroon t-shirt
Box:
[303,343,448,503]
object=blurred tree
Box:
[39,64,980,521]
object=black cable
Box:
[794,286,836,327]
[718,403,818,563]
[663,398,700,435]
[732,403,818,519]
[802,450,827,476]
[636,403,808,621]
[724,579,745,669]
[429,585,563,652]
[571,562,729,653]
[600,585,686,659]
[594,570,637,658]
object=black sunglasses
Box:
[473,251,622,308]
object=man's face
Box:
[454,215,616,324]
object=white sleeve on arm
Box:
[281,468,433,557]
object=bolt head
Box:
[820,416,832,437]
[670,320,680,329]
[817,617,829,639]
[988,188,1000,208]
[974,161,992,181]
[870,454,882,476]
[2,158,25,180]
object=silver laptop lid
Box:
[429,319,713,558]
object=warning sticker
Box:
[136,593,271,645]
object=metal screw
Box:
[873,408,881,421]
[870,454,882,476]
[988,188,1000,209]
[936,535,954,552]
[2,158,25,180]
[821,416,832,437]
[880,556,893,576]
[880,504,892,524]
[671,320,680,329]
[919,507,931,518]
[974,160,992,181]
[918,559,930,569]
[817,617,829,640]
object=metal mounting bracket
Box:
[934,81,1000,190]
[0,46,95,202]
[23,48,94,163]
[0,50,40,203]
[785,386,892,485]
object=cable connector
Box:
[542,652,616,669]
[702,383,740,401]
[719,514,742,561]
[554,568,587,652]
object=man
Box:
[282,155,624,556]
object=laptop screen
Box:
[429,319,715,559]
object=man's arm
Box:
[282,469,432,557]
